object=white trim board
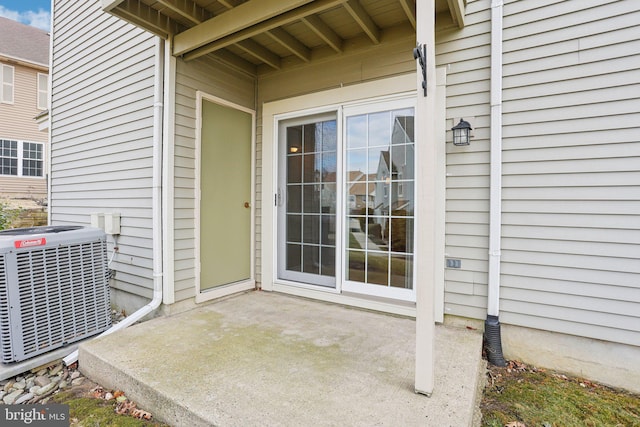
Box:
[260,73,446,317]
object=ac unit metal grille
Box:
[0,231,113,363]
[15,241,111,359]
[0,255,11,363]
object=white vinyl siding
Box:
[173,56,255,302]
[1,64,14,104]
[499,0,640,346]
[50,0,157,300]
[438,0,640,348]
[437,0,492,320]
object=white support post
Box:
[414,0,436,396]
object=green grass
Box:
[481,361,640,427]
[0,202,21,230]
[52,389,169,427]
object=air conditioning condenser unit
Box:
[0,226,112,363]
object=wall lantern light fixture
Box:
[451,118,472,146]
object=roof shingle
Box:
[0,16,49,67]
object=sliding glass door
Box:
[276,98,415,300]
[277,113,338,288]
[343,103,415,299]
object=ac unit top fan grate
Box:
[0,226,112,363]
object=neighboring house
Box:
[49,0,640,394]
[0,17,49,202]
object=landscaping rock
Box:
[3,389,24,404]
[50,363,64,376]
[34,375,51,387]
[14,392,34,404]
[35,382,58,396]
[1,363,90,405]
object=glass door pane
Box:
[278,114,337,287]
[344,107,415,293]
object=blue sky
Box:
[0,1,51,31]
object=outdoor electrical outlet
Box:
[446,259,462,268]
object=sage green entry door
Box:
[200,98,253,291]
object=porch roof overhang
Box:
[102,0,466,76]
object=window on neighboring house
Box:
[22,142,43,176]
[0,139,18,175]
[37,73,48,110]
[1,64,14,104]
[0,139,43,177]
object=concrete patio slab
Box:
[79,291,485,426]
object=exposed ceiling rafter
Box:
[266,28,311,62]
[447,0,466,28]
[236,39,282,69]
[104,0,465,74]
[154,0,210,26]
[399,0,417,29]
[178,0,347,61]
[343,0,380,44]
[113,0,175,38]
[301,15,343,53]
[174,0,317,56]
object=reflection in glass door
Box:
[344,107,415,294]
[278,114,337,287]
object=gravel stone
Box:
[3,389,24,404]
[71,377,85,387]
[49,364,63,376]
[14,392,34,404]
[34,375,51,387]
[0,314,122,405]
[35,382,58,396]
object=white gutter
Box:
[488,0,503,318]
[64,37,165,365]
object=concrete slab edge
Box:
[78,345,214,427]
[471,357,487,427]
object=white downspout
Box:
[64,37,165,366]
[484,0,506,366]
[46,0,54,225]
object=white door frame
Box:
[261,75,428,317]
[194,91,256,303]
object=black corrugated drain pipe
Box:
[484,314,507,366]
